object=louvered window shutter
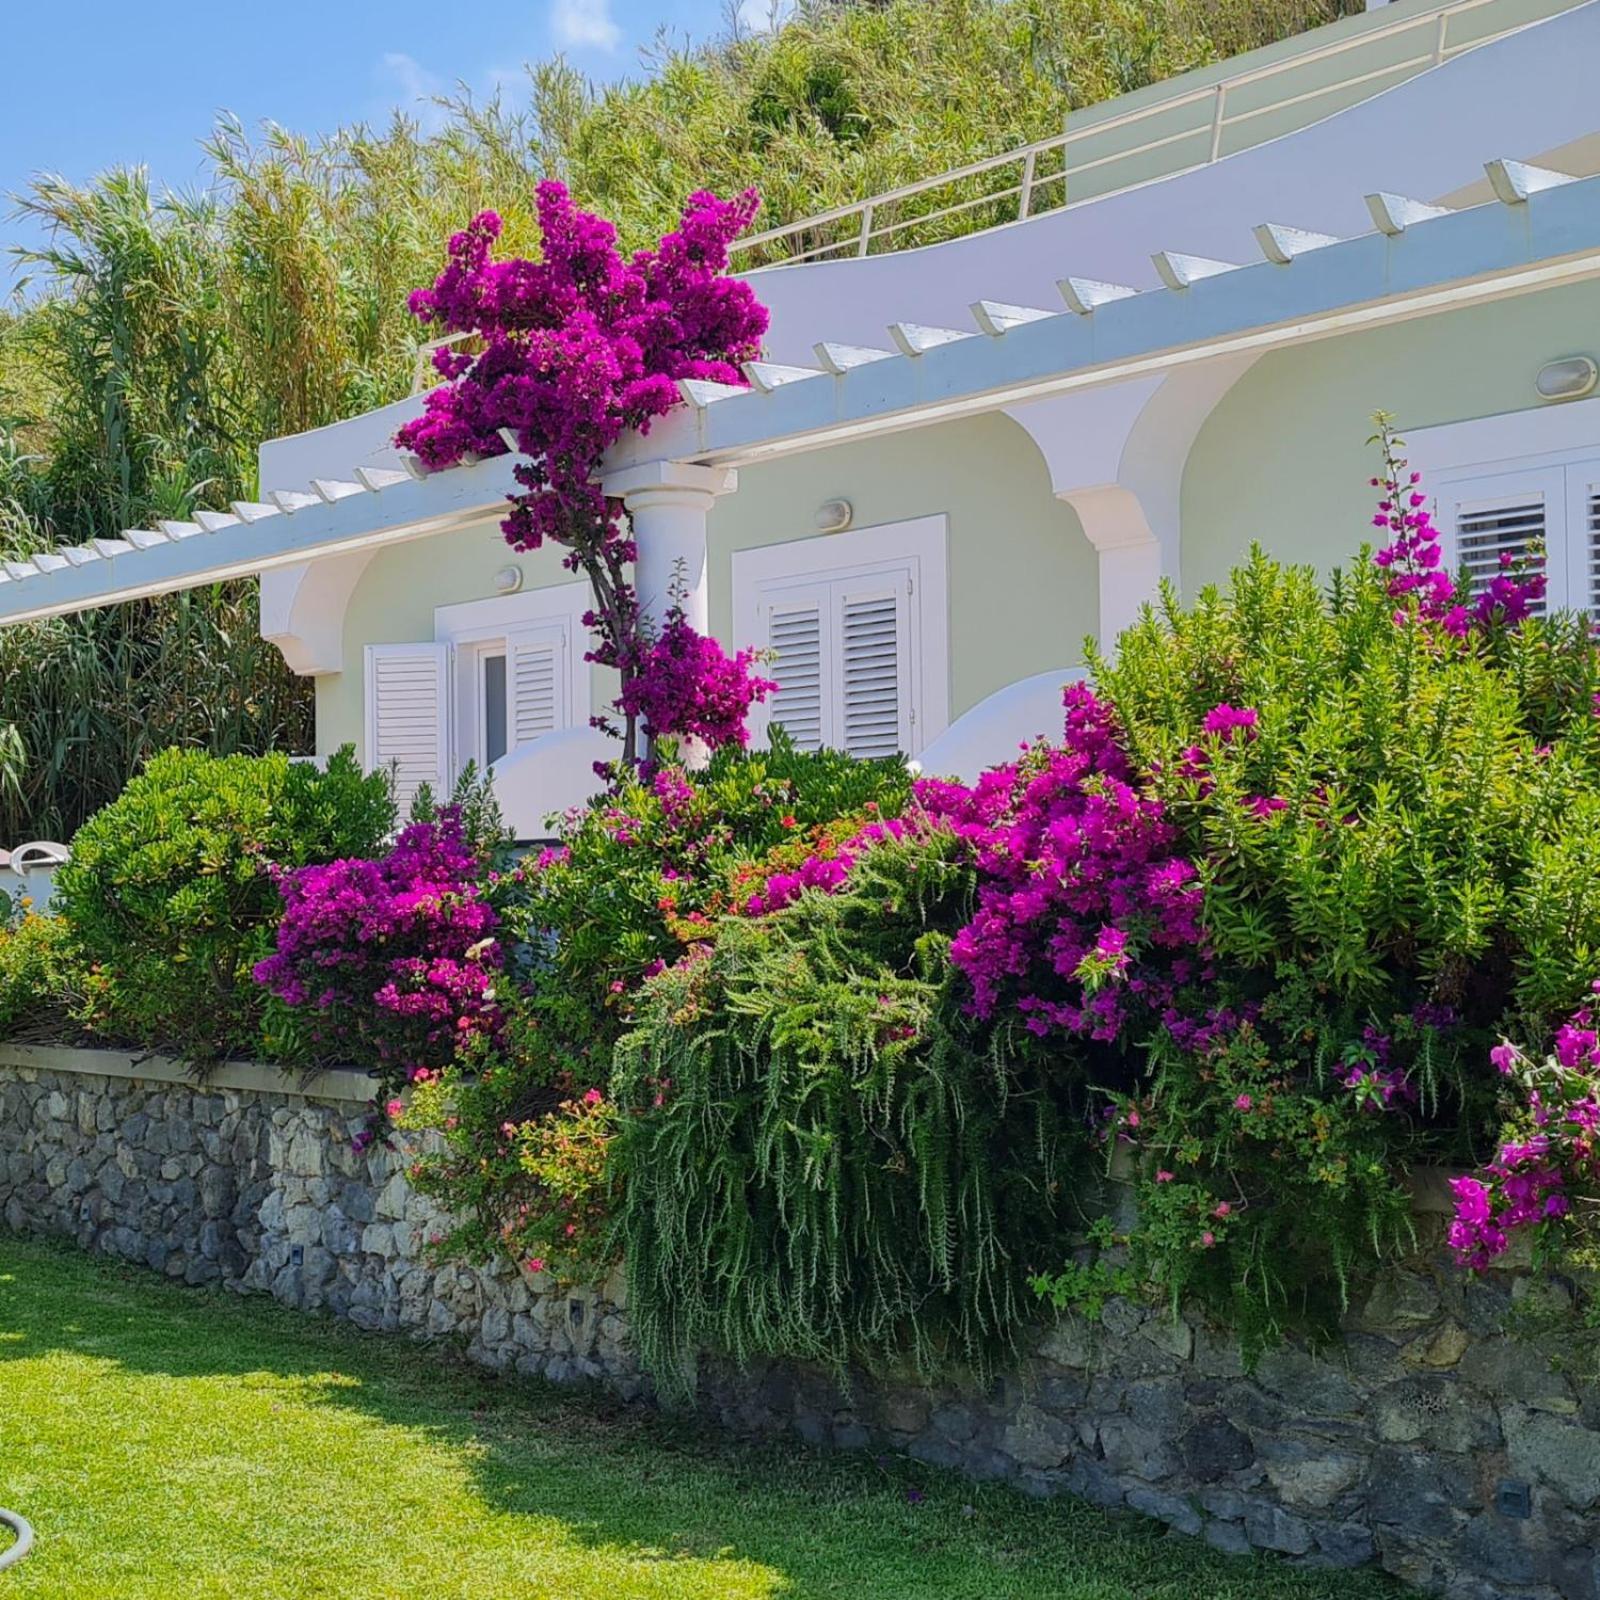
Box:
[765,593,828,751]
[506,624,567,752]
[364,643,450,814]
[1570,470,1600,617]
[836,580,911,758]
[1448,482,1549,616]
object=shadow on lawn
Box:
[0,1232,1399,1600]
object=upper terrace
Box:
[729,0,1588,270]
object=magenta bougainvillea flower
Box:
[1369,419,1544,633]
[1450,986,1600,1267]
[254,810,501,1084]
[396,184,773,762]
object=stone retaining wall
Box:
[2,1046,1596,1600]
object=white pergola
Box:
[0,161,1593,666]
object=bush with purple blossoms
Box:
[254,808,504,1090]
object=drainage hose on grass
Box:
[0,1510,32,1572]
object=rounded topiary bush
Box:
[56,745,393,1059]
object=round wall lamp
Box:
[815,498,854,533]
[492,565,524,595]
[1536,356,1598,403]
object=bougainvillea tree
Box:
[396,184,774,765]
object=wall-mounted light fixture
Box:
[815,498,853,533]
[492,565,524,595]
[1536,356,1598,402]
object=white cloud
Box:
[552,0,622,52]
[375,51,452,133]
[737,0,793,33]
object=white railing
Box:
[1,841,69,913]
[729,0,1547,268]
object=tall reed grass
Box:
[0,0,1358,839]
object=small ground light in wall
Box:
[815,498,853,533]
[1535,356,1598,401]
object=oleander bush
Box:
[56,746,393,1059]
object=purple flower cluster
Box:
[741,815,913,916]
[253,811,501,1083]
[395,185,771,762]
[619,603,777,752]
[928,685,1204,1043]
[1449,986,1600,1267]
[722,685,1207,1048]
[1369,421,1544,633]
[1200,704,1258,742]
[1340,1028,1413,1110]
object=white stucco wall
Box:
[315,411,1099,758]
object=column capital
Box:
[600,460,737,508]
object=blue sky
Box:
[1,0,745,283]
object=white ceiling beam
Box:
[310,478,365,504]
[813,341,897,374]
[1152,251,1238,290]
[1485,157,1576,205]
[677,378,746,409]
[970,300,1055,337]
[1253,223,1340,264]
[742,361,824,392]
[888,322,975,356]
[1057,277,1139,316]
[355,465,415,491]
[1364,191,1453,236]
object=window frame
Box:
[732,515,949,758]
[433,582,591,779]
[1410,400,1600,615]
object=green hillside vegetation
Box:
[0,0,1357,839]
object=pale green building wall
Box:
[1181,279,1600,592]
[316,519,587,760]
[317,411,1097,757]
[319,281,1600,759]
[705,412,1097,719]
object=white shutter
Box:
[1452,491,1548,615]
[1569,469,1600,617]
[837,581,911,758]
[364,643,450,814]
[506,624,567,751]
[766,593,828,751]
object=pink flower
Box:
[1233,1094,1253,1112]
[1201,704,1259,742]
[1155,1169,1174,1183]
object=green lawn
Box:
[0,1234,1399,1600]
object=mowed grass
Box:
[0,1234,1400,1600]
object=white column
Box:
[601,461,738,634]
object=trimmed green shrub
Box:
[57,746,393,1059]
